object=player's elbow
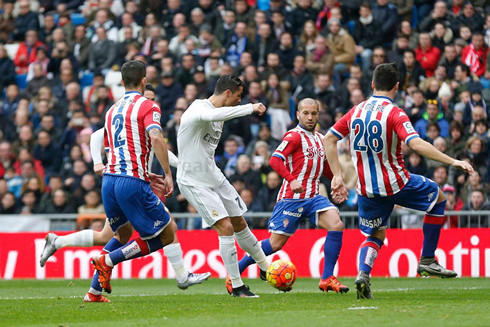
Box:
[407,137,425,153]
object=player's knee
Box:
[213,219,234,236]
[330,219,344,231]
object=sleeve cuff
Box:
[405,134,419,145]
[146,124,162,132]
[272,153,285,161]
[329,128,344,140]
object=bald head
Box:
[297,98,319,131]
[298,98,319,111]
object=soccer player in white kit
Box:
[177,75,269,297]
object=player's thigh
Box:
[392,174,440,212]
[358,195,394,236]
[217,179,247,218]
[115,178,171,240]
[101,175,129,234]
[268,200,305,236]
[304,195,341,230]
[178,183,229,228]
[93,220,115,246]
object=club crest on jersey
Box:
[212,210,219,217]
[283,218,289,228]
[298,207,304,213]
[306,147,324,159]
[403,122,415,134]
[153,111,161,122]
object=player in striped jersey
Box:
[324,63,474,299]
[235,98,349,294]
[87,61,181,297]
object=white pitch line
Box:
[347,306,378,310]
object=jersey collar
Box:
[125,91,142,96]
[372,95,393,102]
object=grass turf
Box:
[0,278,489,327]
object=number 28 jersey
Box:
[330,96,419,197]
[103,92,162,182]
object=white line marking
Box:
[347,306,378,310]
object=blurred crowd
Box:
[0,0,489,228]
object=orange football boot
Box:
[318,276,349,293]
[91,255,113,294]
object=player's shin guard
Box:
[235,227,269,271]
[219,235,243,288]
[163,243,188,283]
[89,238,123,295]
[422,200,446,258]
[107,237,163,266]
[322,231,343,279]
[358,237,384,274]
[238,239,275,274]
[55,229,94,249]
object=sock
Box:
[238,239,274,274]
[234,227,269,271]
[54,229,94,249]
[219,235,243,288]
[358,237,384,274]
[107,237,164,266]
[163,243,188,283]
[89,238,123,295]
[422,200,446,258]
[322,231,343,279]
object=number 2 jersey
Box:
[103,92,162,182]
[330,95,419,197]
[271,124,332,201]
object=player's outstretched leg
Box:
[418,195,457,278]
[356,232,384,299]
[40,229,98,267]
[316,209,348,294]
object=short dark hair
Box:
[373,63,399,91]
[456,63,470,75]
[360,2,371,10]
[121,60,146,89]
[426,121,441,133]
[404,49,416,57]
[213,74,244,95]
[145,83,156,93]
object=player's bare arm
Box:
[408,137,474,174]
[323,132,348,202]
[148,126,174,197]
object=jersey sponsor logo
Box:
[203,133,220,145]
[359,217,383,229]
[306,146,325,159]
[403,122,415,134]
[153,111,161,122]
[282,210,302,218]
[212,210,219,217]
[277,141,289,152]
[283,218,289,228]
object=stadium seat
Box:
[82,86,91,103]
[80,72,94,89]
[289,97,296,119]
[412,6,418,29]
[53,14,59,24]
[15,74,27,90]
[105,71,122,87]
[347,20,356,35]
[4,43,19,60]
[70,13,86,26]
[111,85,126,101]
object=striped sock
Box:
[358,237,384,274]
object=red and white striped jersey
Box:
[272,125,326,201]
[103,92,162,182]
[330,95,420,197]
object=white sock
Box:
[54,230,94,249]
[219,235,243,288]
[88,287,101,296]
[235,227,269,271]
[163,243,188,283]
[105,254,114,267]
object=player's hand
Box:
[163,175,174,198]
[330,175,345,195]
[289,180,304,194]
[451,160,474,175]
[331,185,349,204]
[252,103,267,116]
[149,173,166,196]
[93,163,104,176]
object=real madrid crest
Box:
[212,210,218,217]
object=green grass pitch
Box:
[0,278,489,327]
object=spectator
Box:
[371,0,398,44]
[296,20,318,55]
[353,2,383,71]
[32,130,62,174]
[259,52,288,81]
[432,165,449,188]
[0,191,20,214]
[12,0,40,42]
[78,190,105,214]
[118,12,142,42]
[415,33,442,77]
[0,1,14,43]
[263,73,291,140]
[291,0,318,35]
[198,0,222,30]
[242,80,269,128]
[86,9,118,43]
[461,189,490,227]
[44,189,76,214]
[452,63,481,101]
[254,23,279,68]
[20,189,39,214]
[60,109,90,157]
[431,22,453,53]
[88,27,117,75]
[439,45,461,80]
[325,18,355,78]
[245,123,280,157]
[230,155,263,195]
[414,99,450,138]
[89,86,113,119]
[214,10,237,46]
[461,33,488,78]
[175,54,196,87]
[442,184,464,228]
[4,166,22,199]
[155,71,184,124]
[11,126,35,156]
[399,49,426,91]
[24,64,51,99]
[14,30,45,74]
[314,73,341,117]
[419,0,454,33]
[0,45,16,93]
[26,47,49,82]
[339,77,361,112]
[1,85,20,121]
[257,171,282,212]
[446,121,466,158]
[142,24,164,57]
[270,9,293,41]
[169,24,198,58]
[388,35,410,68]
[287,54,315,103]
[465,136,487,175]
[450,1,485,34]
[73,173,98,208]
[251,140,272,175]
[405,151,430,177]
[276,32,302,72]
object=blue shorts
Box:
[358,174,439,236]
[268,195,338,236]
[102,174,171,239]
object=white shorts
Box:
[178,179,247,228]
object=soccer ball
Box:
[266,259,297,292]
